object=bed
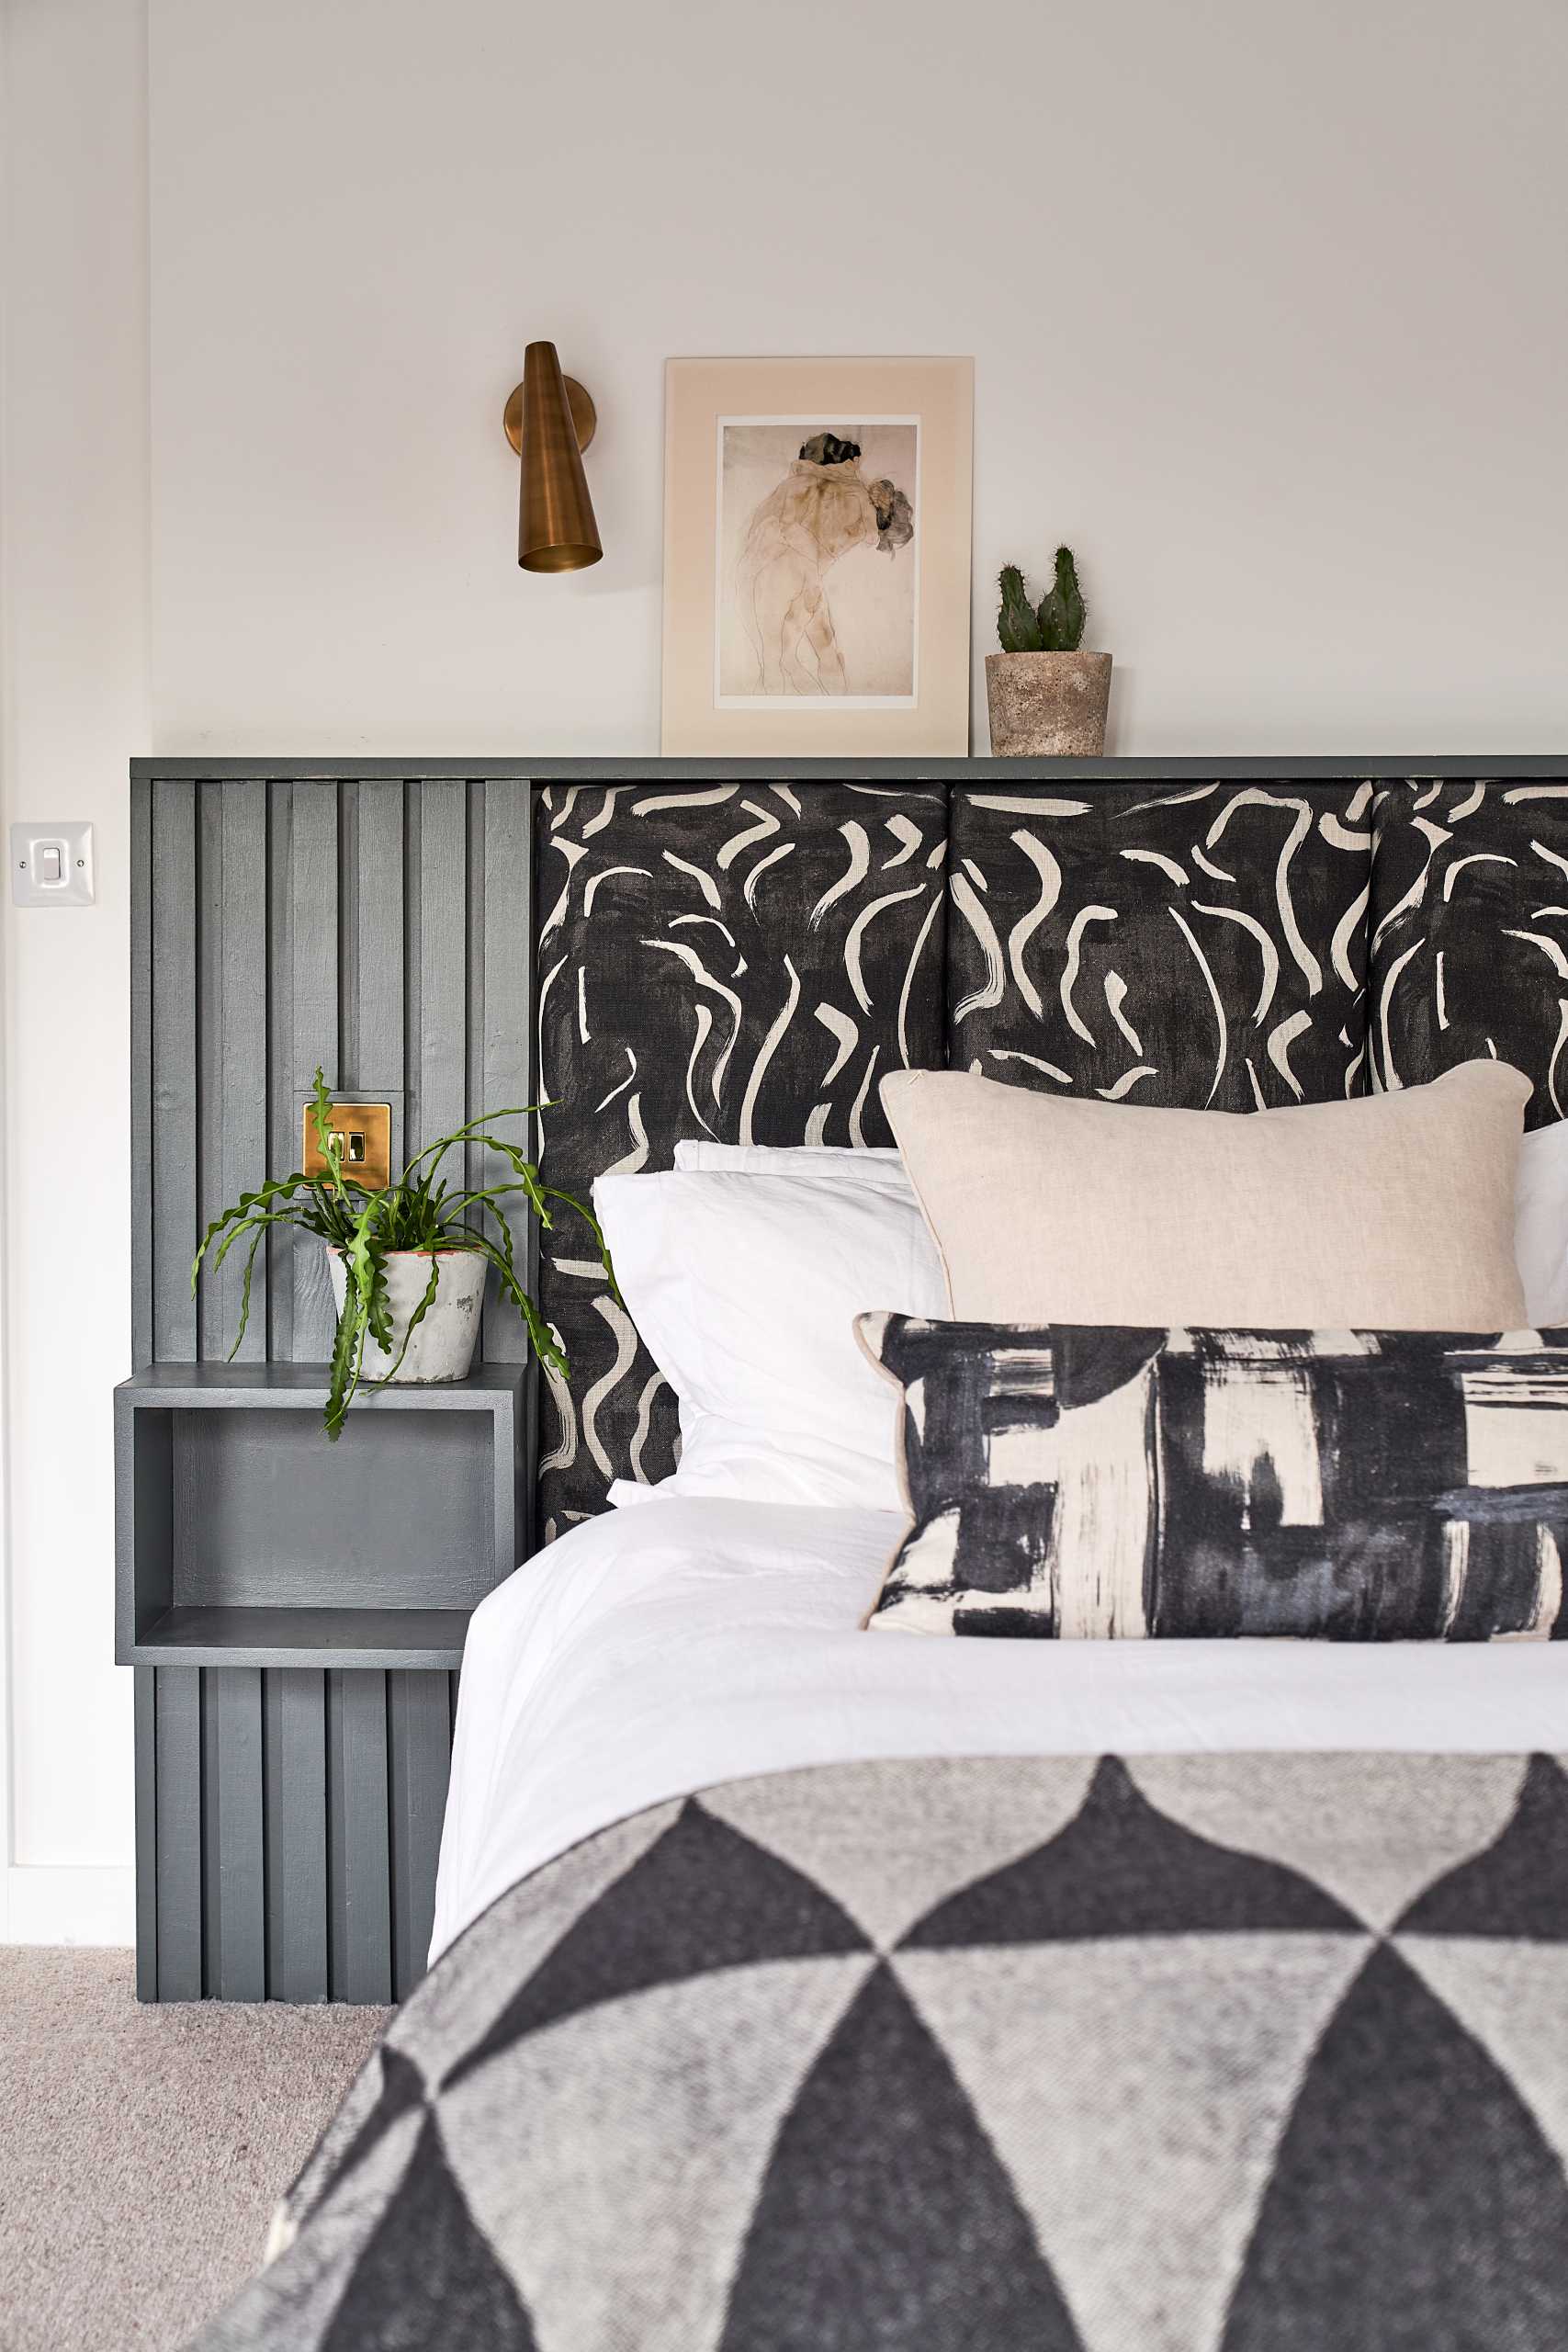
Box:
[196,775,1568,2351]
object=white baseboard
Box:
[4,1864,136,1947]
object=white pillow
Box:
[674,1140,905,1180]
[1517,1118,1568,1324]
[594,1167,947,1510]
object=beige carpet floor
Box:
[0,1948,389,2350]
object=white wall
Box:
[3,0,1566,1936]
[1,0,147,1937]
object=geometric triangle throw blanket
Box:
[190,1751,1568,2352]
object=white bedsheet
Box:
[430,1496,1568,1962]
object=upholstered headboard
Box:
[536,773,1568,1537]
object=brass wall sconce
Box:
[502,341,602,572]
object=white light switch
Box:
[11,821,95,907]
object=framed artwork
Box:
[661,356,973,756]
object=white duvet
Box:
[431,1496,1568,1962]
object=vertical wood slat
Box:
[389,1672,454,1999]
[466,780,486,1266]
[153,1665,202,2000]
[266,779,295,1363]
[401,780,423,1170]
[208,1668,265,1999]
[220,782,270,1360]
[290,783,341,1358]
[338,778,360,1088]
[133,1669,158,2000]
[416,780,468,1154]
[355,780,405,1093]
[481,781,534,1364]
[130,783,154,1368]
[265,1670,329,2002]
[151,780,197,1360]
[197,787,224,1359]
[329,1672,392,2004]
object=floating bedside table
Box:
[115,1363,526,2005]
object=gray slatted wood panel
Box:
[266,780,296,1362]
[197,788,226,1361]
[265,1669,329,2001]
[152,782,197,1361]
[131,771,534,1999]
[195,783,271,1363]
[133,1669,158,2000]
[389,1672,454,1998]
[416,780,468,1153]
[208,1668,265,1998]
[355,779,405,1096]
[130,793,154,1366]
[153,1666,202,2000]
[220,784,270,1358]
[480,783,534,1362]
[466,781,488,1262]
[329,1672,392,2003]
[290,786,340,1358]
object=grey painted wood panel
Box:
[153,1666,202,2000]
[131,790,154,1368]
[329,1672,392,2004]
[209,1667,266,1998]
[220,782,270,1361]
[416,779,468,1155]
[355,779,405,1092]
[152,780,197,1361]
[266,779,296,1363]
[130,770,534,1998]
[290,785,341,1357]
[266,1671,329,2001]
[134,1669,157,2000]
[167,1406,495,1611]
[194,785,269,1363]
[197,786,226,1362]
[389,1672,452,1999]
[480,782,534,1363]
[466,781,488,1261]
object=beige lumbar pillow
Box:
[881,1061,1530,1330]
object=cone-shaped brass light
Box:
[506,341,602,573]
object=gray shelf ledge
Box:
[131,1604,473,1670]
[118,1362,528,1408]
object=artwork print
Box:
[661,357,970,755]
[716,421,919,704]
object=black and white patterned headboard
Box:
[534,783,947,1537]
[535,770,1568,1538]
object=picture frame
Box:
[661,356,973,756]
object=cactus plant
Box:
[995,546,1088,653]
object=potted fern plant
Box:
[986,546,1111,755]
[192,1069,610,1439]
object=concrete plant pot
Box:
[986,650,1112,756]
[327,1247,485,1384]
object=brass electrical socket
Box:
[303,1100,393,1191]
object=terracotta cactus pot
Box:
[986,650,1112,757]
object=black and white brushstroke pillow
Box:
[857,1314,1568,1641]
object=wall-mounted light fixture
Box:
[502,341,602,572]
